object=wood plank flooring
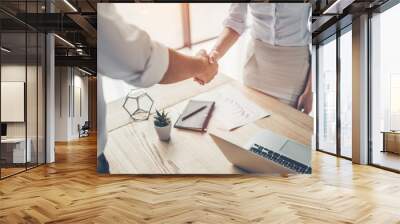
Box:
[1,134,400,223]
[372,151,400,171]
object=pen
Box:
[182,105,207,121]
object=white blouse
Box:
[224,3,311,47]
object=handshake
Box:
[193,49,220,85]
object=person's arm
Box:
[208,3,247,63]
[159,49,217,84]
[208,27,240,63]
[297,70,313,114]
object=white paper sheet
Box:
[195,85,271,131]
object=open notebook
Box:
[174,100,215,132]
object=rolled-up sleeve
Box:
[98,4,169,88]
[138,41,169,87]
[223,3,248,35]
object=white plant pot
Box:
[155,123,172,141]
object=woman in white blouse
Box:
[205,3,312,113]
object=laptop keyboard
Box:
[249,144,312,174]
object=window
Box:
[189,4,230,43]
[1,31,28,178]
[339,28,352,158]
[370,2,400,171]
[317,36,337,155]
[0,2,46,179]
[390,74,400,130]
[316,23,354,159]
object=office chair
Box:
[79,121,90,138]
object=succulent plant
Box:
[154,110,171,127]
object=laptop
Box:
[209,129,312,174]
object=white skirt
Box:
[243,39,310,107]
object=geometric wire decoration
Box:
[122,89,154,121]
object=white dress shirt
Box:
[98,4,169,88]
[224,3,311,47]
[97,4,169,156]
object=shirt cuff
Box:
[138,41,169,88]
[223,18,247,35]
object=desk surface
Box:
[381,131,400,134]
[1,138,27,144]
[104,75,313,174]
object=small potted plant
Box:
[154,110,172,141]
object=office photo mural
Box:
[97,3,313,174]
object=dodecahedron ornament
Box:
[122,89,154,121]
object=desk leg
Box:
[382,133,386,153]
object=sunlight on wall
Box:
[189,4,230,43]
[114,3,184,49]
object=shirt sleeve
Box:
[97,4,169,88]
[223,3,248,35]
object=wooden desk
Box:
[382,131,400,154]
[104,75,313,174]
[1,138,32,164]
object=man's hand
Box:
[193,49,218,85]
[297,88,313,114]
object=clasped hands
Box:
[193,49,220,85]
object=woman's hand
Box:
[160,49,217,85]
[193,49,218,85]
[192,27,239,85]
[208,50,220,64]
[297,88,313,114]
[194,49,220,85]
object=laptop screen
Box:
[1,123,7,137]
[245,129,311,167]
[280,140,311,166]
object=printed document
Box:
[195,85,271,131]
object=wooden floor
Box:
[373,150,400,171]
[1,163,45,178]
[1,134,400,223]
[1,167,26,178]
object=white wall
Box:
[1,63,46,163]
[55,67,89,141]
[1,65,37,138]
[55,66,69,141]
[71,74,89,138]
[1,65,26,138]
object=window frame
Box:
[315,23,353,161]
[178,3,221,50]
[367,0,400,173]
